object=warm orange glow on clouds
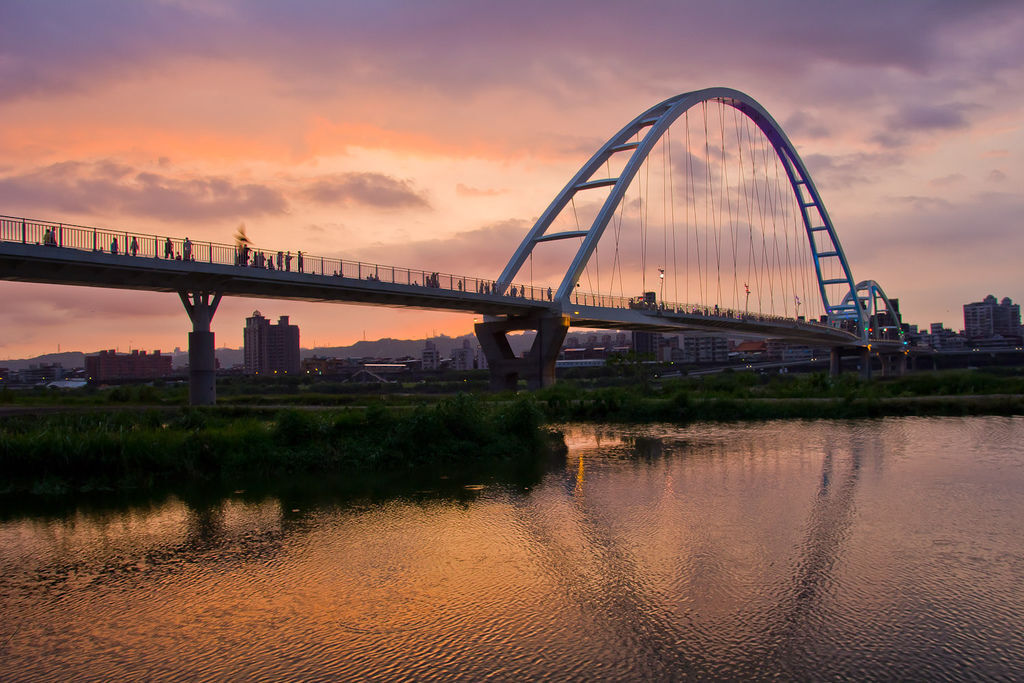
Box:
[1,0,1022,358]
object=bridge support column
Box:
[860,348,872,381]
[830,348,841,377]
[179,291,222,406]
[476,313,569,391]
[880,352,907,378]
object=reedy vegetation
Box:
[0,395,550,494]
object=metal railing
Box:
[0,214,839,333]
[0,214,555,303]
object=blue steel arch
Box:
[497,87,865,333]
[840,280,905,343]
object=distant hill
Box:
[303,332,536,361]
[4,332,538,371]
[1,352,86,371]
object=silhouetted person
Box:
[110,237,118,255]
[130,236,138,256]
[285,252,292,271]
[183,237,192,261]
[164,237,173,258]
[297,251,303,273]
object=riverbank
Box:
[4,370,1024,495]
[0,395,560,495]
[537,391,1024,422]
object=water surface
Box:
[2,417,1023,680]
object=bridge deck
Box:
[0,215,877,348]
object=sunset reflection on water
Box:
[2,417,1023,680]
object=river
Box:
[2,416,1023,680]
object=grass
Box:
[0,394,559,494]
[3,368,1023,495]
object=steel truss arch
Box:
[840,280,905,344]
[497,87,865,332]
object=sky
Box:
[1,0,1021,358]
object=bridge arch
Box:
[840,280,905,344]
[497,87,865,332]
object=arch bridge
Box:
[0,88,905,402]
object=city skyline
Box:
[2,1,1022,358]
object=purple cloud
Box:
[301,172,429,209]
[0,160,288,221]
[4,0,1022,107]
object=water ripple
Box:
[2,417,1024,680]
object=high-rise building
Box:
[680,336,729,363]
[422,340,440,370]
[243,311,300,375]
[633,331,662,356]
[452,339,475,371]
[963,295,1021,340]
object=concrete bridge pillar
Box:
[880,352,907,378]
[476,313,569,391]
[179,291,222,406]
[860,347,872,381]
[830,347,841,377]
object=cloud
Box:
[352,219,531,277]
[929,174,965,188]
[0,161,288,221]
[301,172,429,209]
[987,169,1007,183]
[803,151,903,189]
[456,183,506,197]
[782,111,830,139]
[886,102,973,132]
[6,1,1022,111]
[890,195,954,212]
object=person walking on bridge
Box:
[129,236,138,256]
[183,237,192,261]
[163,237,173,259]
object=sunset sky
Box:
[1,0,1021,359]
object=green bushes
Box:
[0,395,555,494]
[530,373,1024,424]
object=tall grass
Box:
[0,395,553,494]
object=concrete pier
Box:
[476,313,569,391]
[179,291,222,406]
